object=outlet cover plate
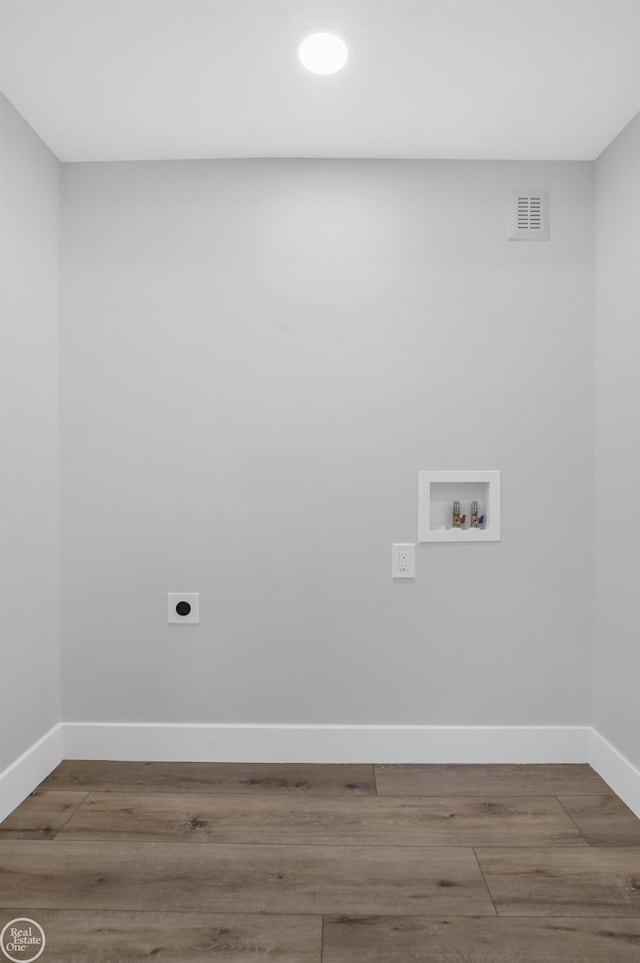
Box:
[392,543,415,579]
[168,592,200,624]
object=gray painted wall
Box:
[60,158,594,727]
[594,111,640,768]
[0,95,61,770]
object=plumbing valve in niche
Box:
[470,500,486,527]
[452,500,485,529]
[452,501,465,528]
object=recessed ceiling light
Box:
[298,33,348,75]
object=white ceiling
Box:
[1,0,640,162]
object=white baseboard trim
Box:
[0,723,63,822]
[589,728,640,818]
[6,723,639,821]
[62,722,590,765]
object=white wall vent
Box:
[509,191,549,240]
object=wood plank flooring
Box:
[37,760,377,795]
[55,791,586,846]
[0,762,639,962]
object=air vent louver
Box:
[509,191,549,241]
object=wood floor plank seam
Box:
[0,907,515,921]
[471,846,499,917]
[318,906,640,926]
[43,839,596,849]
[50,790,91,838]
[27,909,640,921]
[2,837,513,851]
[0,905,333,918]
[0,909,325,918]
[39,841,598,850]
[554,793,592,845]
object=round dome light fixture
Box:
[298,32,348,75]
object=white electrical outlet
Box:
[392,543,415,579]
[168,592,200,624]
